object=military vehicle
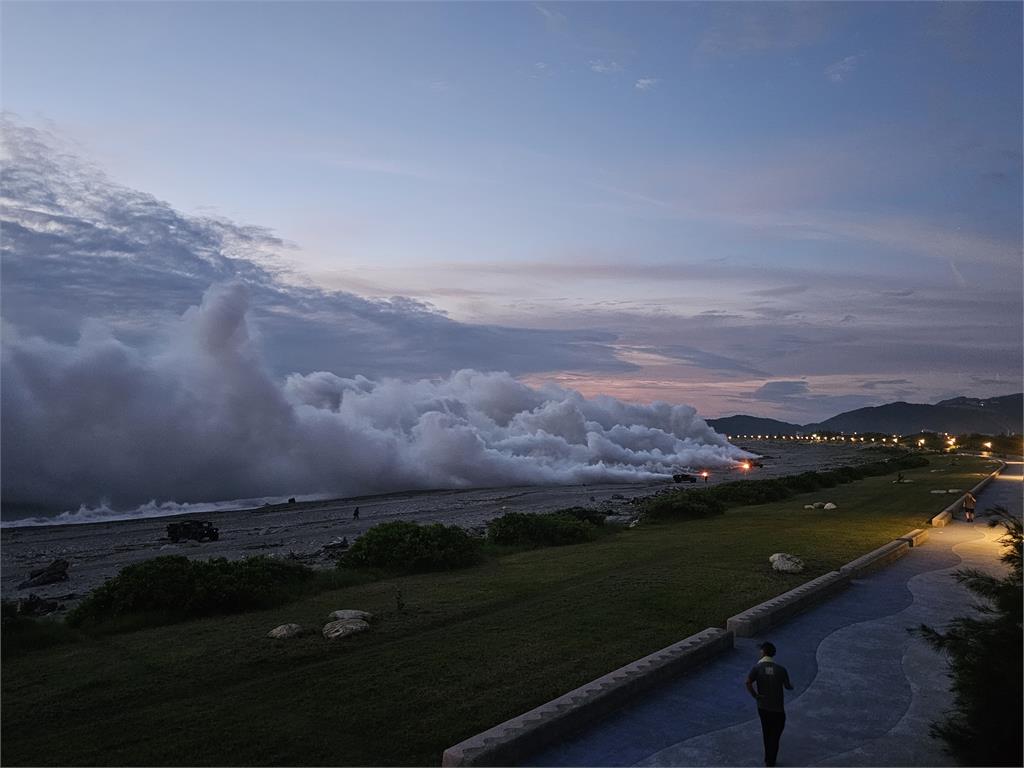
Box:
[672,472,698,483]
[166,520,220,542]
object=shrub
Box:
[67,556,316,628]
[709,479,792,506]
[556,507,607,526]
[786,471,825,493]
[915,507,1022,765]
[643,491,727,520]
[341,521,481,572]
[486,512,597,547]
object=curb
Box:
[930,461,1006,527]
[725,570,850,637]
[440,627,733,767]
[897,528,929,547]
[839,540,910,577]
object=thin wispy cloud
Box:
[589,60,623,74]
[533,2,567,30]
[824,54,863,83]
[635,78,660,91]
[696,4,828,59]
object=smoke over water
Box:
[2,284,749,524]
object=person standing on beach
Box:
[352,506,360,520]
[746,641,794,767]
[963,492,976,522]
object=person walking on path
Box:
[962,492,976,522]
[352,506,360,520]
[745,641,794,767]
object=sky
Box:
[2,0,1022,431]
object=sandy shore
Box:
[1,442,869,607]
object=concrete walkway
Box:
[528,462,1022,767]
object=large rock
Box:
[17,559,70,590]
[267,623,305,639]
[327,609,373,623]
[812,502,826,509]
[323,618,370,640]
[769,553,805,573]
[823,502,838,510]
[803,505,815,510]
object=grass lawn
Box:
[0,454,998,766]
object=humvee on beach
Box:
[166,520,220,543]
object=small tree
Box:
[915,506,1022,766]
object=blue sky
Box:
[2,1,1022,422]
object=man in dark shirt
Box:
[745,641,794,767]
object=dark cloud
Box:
[747,284,810,298]
[751,380,810,401]
[636,345,769,377]
[0,118,633,380]
[860,379,912,390]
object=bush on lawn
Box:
[645,452,929,521]
[557,507,607,526]
[643,491,728,520]
[341,521,481,572]
[67,556,316,628]
[486,512,597,547]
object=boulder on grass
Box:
[769,553,804,573]
[930,489,948,494]
[323,618,370,640]
[812,502,826,509]
[267,623,305,639]
[823,502,837,510]
[947,489,962,494]
[327,609,373,623]
[803,505,815,510]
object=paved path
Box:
[528,462,1022,767]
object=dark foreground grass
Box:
[0,455,997,766]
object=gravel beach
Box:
[1,442,871,607]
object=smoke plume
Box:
[2,283,748,517]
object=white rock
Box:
[930,489,948,494]
[947,489,962,493]
[267,623,304,639]
[803,505,815,510]
[823,502,837,510]
[323,618,370,640]
[812,502,826,509]
[327,609,373,623]
[769,552,804,573]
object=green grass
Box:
[0,454,998,766]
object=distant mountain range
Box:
[708,393,1023,437]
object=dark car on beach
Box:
[166,520,220,542]
[673,472,698,483]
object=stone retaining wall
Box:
[839,540,910,577]
[931,461,1006,527]
[441,627,733,767]
[897,528,929,547]
[725,570,850,637]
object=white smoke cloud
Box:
[2,283,750,518]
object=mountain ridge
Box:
[708,393,1022,436]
